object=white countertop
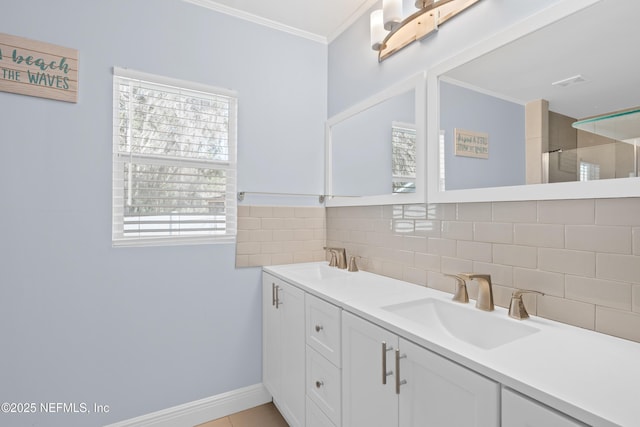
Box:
[264,262,640,427]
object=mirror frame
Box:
[427,0,640,203]
[325,72,427,207]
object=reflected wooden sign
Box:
[454,128,488,159]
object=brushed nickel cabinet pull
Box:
[381,341,394,385]
[395,349,407,394]
[271,283,276,306]
[275,285,281,309]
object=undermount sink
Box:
[382,298,539,350]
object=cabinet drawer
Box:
[306,397,336,427]
[502,388,587,426]
[306,294,341,367]
[307,346,341,427]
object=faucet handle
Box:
[444,274,469,303]
[324,247,338,267]
[329,251,338,267]
[323,246,347,269]
[348,256,360,272]
[509,289,544,320]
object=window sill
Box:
[112,235,236,248]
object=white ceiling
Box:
[185,0,378,42]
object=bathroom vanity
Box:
[263,262,640,427]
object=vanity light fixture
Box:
[371,0,483,62]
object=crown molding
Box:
[327,0,378,43]
[183,0,328,44]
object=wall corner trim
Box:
[103,383,271,427]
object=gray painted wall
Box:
[440,81,525,190]
[0,1,326,426]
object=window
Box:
[112,68,237,246]
[391,122,417,193]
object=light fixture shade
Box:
[383,0,403,30]
[370,9,386,50]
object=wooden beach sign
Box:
[0,33,78,103]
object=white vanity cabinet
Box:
[502,388,587,427]
[263,273,306,427]
[262,264,636,427]
[342,311,500,427]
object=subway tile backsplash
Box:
[238,199,640,342]
[326,198,640,343]
[236,205,326,268]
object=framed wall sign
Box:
[454,128,489,159]
[0,33,78,103]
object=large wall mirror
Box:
[427,0,640,203]
[326,73,426,207]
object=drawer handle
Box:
[315,380,324,389]
[381,341,394,385]
[315,324,323,332]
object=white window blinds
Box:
[112,67,237,246]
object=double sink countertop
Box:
[264,262,640,427]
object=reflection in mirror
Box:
[439,80,525,190]
[331,90,415,197]
[326,73,426,207]
[434,0,640,196]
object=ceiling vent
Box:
[552,74,587,87]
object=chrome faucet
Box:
[460,274,494,311]
[323,247,347,269]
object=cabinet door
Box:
[342,311,398,427]
[262,274,281,398]
[398,338,499,427]
[502,388,587,427]
[262,274,306,427]
[278,280,306,427]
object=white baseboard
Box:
[104,383,272,427]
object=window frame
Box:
[112,67,238,247]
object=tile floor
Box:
[195,402,289,427]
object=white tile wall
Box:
[473,222,513,244]
[566,225,632,254]
[326,198,640,343]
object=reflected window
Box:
[392,122,416,193]
[579,161,600,181]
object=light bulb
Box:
[383,0,402,30]
[370,9,386,50]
